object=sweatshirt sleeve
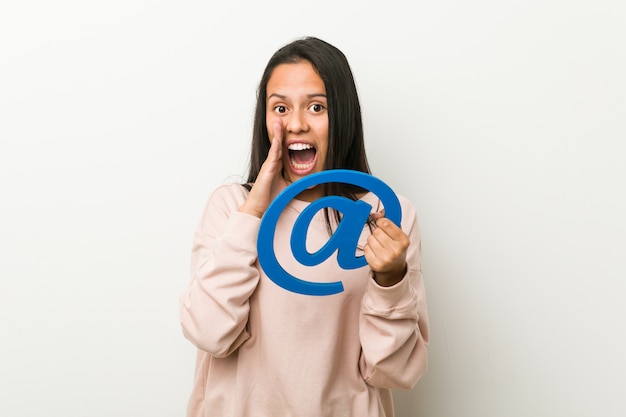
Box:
[358,197,430,389]
[179,184,261,358]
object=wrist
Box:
[372,264,407,287]
[238,202,264,219]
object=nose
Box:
[286,109,308,133]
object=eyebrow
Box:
[267,93,327,100]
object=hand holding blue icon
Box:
[258,170,402,296]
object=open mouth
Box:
[287,143,317,172]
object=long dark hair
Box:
[246,37,371,231]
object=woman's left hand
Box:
[363,215,410,287]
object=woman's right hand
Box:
[239,120,289,218]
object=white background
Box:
[1,1,625,416]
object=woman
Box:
[179,37,429,417]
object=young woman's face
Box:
[266,61,329,194]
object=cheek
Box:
[317,128,329,163]
[319,126,329,152]
[315,118,329,140]
[265,115,273,136]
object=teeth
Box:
[288,143,313,151]
[290,158,314,170]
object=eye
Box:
[309,103,325,113]
[274,105,287,114]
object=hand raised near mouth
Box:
[239,120,290,218]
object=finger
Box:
[365,232,385,258]
[375,217,407,241]
[269,132,281,162]
[368,227,395,254]
[259,120,283,174]
[364,232,397,272]
[370,209,386,221]
[369,224,410,262]
[266,120,284,170]
[271,119,283,154]
[271,119,283,142]
[363,237,382,269]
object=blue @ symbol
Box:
[257,169,402,296]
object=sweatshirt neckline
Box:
[286,192,380,212]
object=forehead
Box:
[266,61,326,96]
